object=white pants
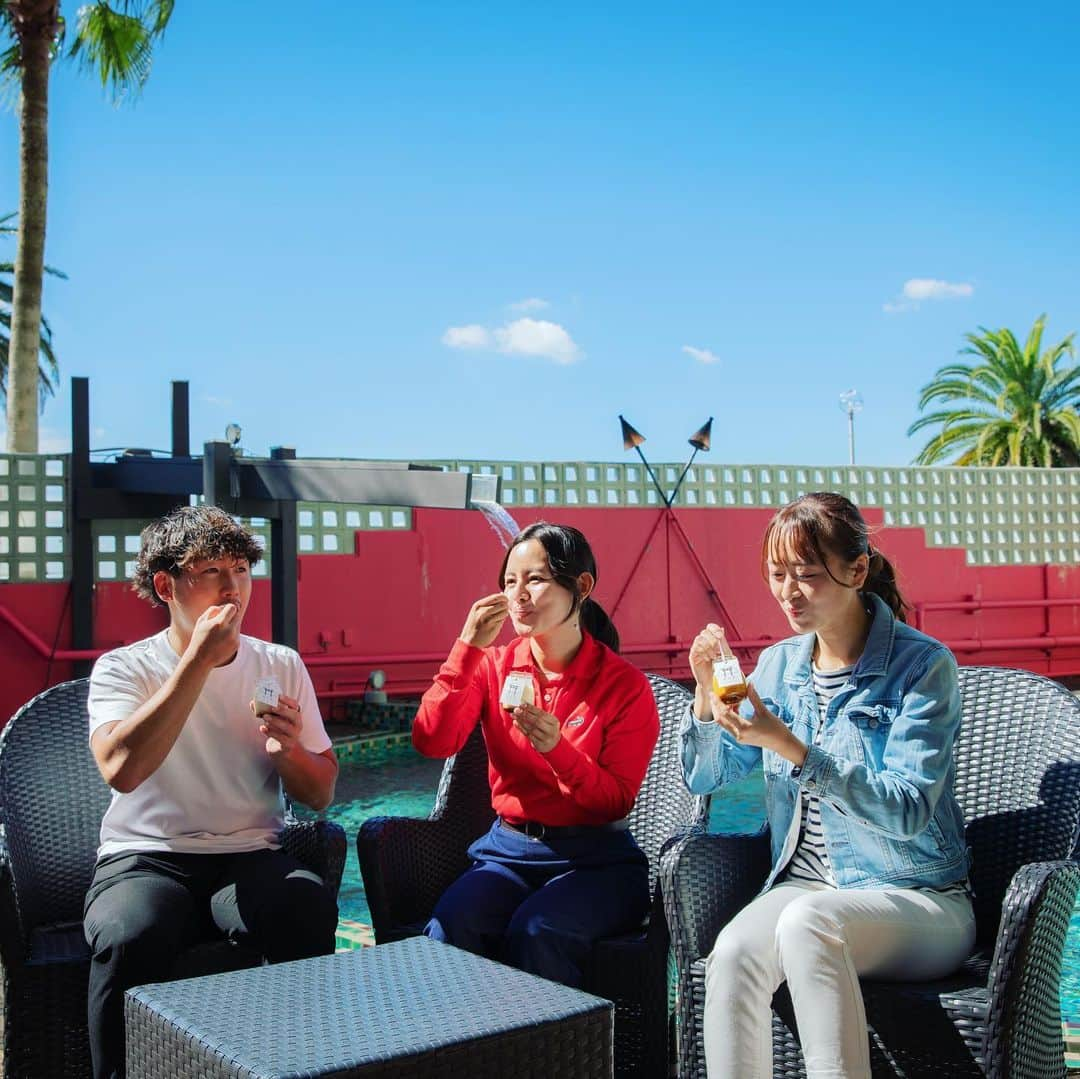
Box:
[702,879,976,1079]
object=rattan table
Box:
[124,936,614,1077]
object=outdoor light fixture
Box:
[838,390,863,465]
[688,419,712,453]
[618,415,713,505]
[620,415,646,451]
[225,423,242,447]
[364,669,388,705]
[669,417,713,503]
[614,413,737,650]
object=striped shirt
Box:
[780,662,971,899]
[781,662,852,886]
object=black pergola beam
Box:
[67,378,500,654]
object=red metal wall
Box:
[2,505,1079,723]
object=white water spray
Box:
[473,500,521,548]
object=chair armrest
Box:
[357,814,483,943]
[661,828,770,1079]
[0,835,27,966]
[660,827,771,964]
[280,819,347,899]
[983,858,1080,1079]
[638,822,712,952]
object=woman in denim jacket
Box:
[681,492,974,1079]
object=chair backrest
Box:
[632,675,709,894]
[954,666,1080,942]
[0,678,110,931]
[428,723,499,857]
[430,673,708,895]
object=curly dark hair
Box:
[132,505,264,606]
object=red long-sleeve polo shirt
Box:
[412,632,659,827]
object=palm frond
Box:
[68,1,172,104]
[1023,314,1047,366]
[0,210,65,406]
[907,406,1000,436]
[912,314,1080,468]
[0,38,21,103]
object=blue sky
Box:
[2,3,1078,467]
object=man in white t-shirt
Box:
[82,506,340,1079]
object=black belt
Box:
[498,816,629,840]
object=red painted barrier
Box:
[2,505,1079,723]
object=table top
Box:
[125,937,612,1075]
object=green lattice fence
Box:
[1,453,1078,583]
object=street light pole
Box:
[838,390,863,466]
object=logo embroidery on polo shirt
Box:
[566,716,585,728]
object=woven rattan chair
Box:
[357,673,708,1077]
[0,677,348,1079]
[661,665,1080,1079]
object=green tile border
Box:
[4,452,1080,582]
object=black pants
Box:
[83,848,338,1079]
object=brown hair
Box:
[761,492,909,621]
[132,505,264,606]
[498,521,620,651]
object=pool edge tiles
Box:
[332,731,417,764]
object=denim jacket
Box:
[680,593,970,891]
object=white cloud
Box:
[441,324,492,350]
[508,297,550,313]
[494,318,581,364]
[902,278,974,301]
[682,344,721,365]
[883,277,974,314]
[441,317,582,364]
[202,394,232,407]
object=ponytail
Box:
[763,492,911,623]
[499,521,622,649]
[581,596,620,652]
[863,547,910,623]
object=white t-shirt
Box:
[88,631,332,858]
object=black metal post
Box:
[70,377,94,676]
[667,448,700,507]
[633,445,669,504]
[202,441,232,511]
[171,381,190,458]
[269,446,298,648]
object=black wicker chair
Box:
[661,665,1080,1079]
[0,677,348,1079]
[357,673,709,1077]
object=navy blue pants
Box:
[424,819,649,987]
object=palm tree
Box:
[0,210,65,407]
[0,1,173,452]
[908,315,1080,467]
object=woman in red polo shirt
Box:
[413,521,660,987]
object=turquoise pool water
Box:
[302,748,1080,1029]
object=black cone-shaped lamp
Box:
[619,415,646,450]
[688,418,712,452]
